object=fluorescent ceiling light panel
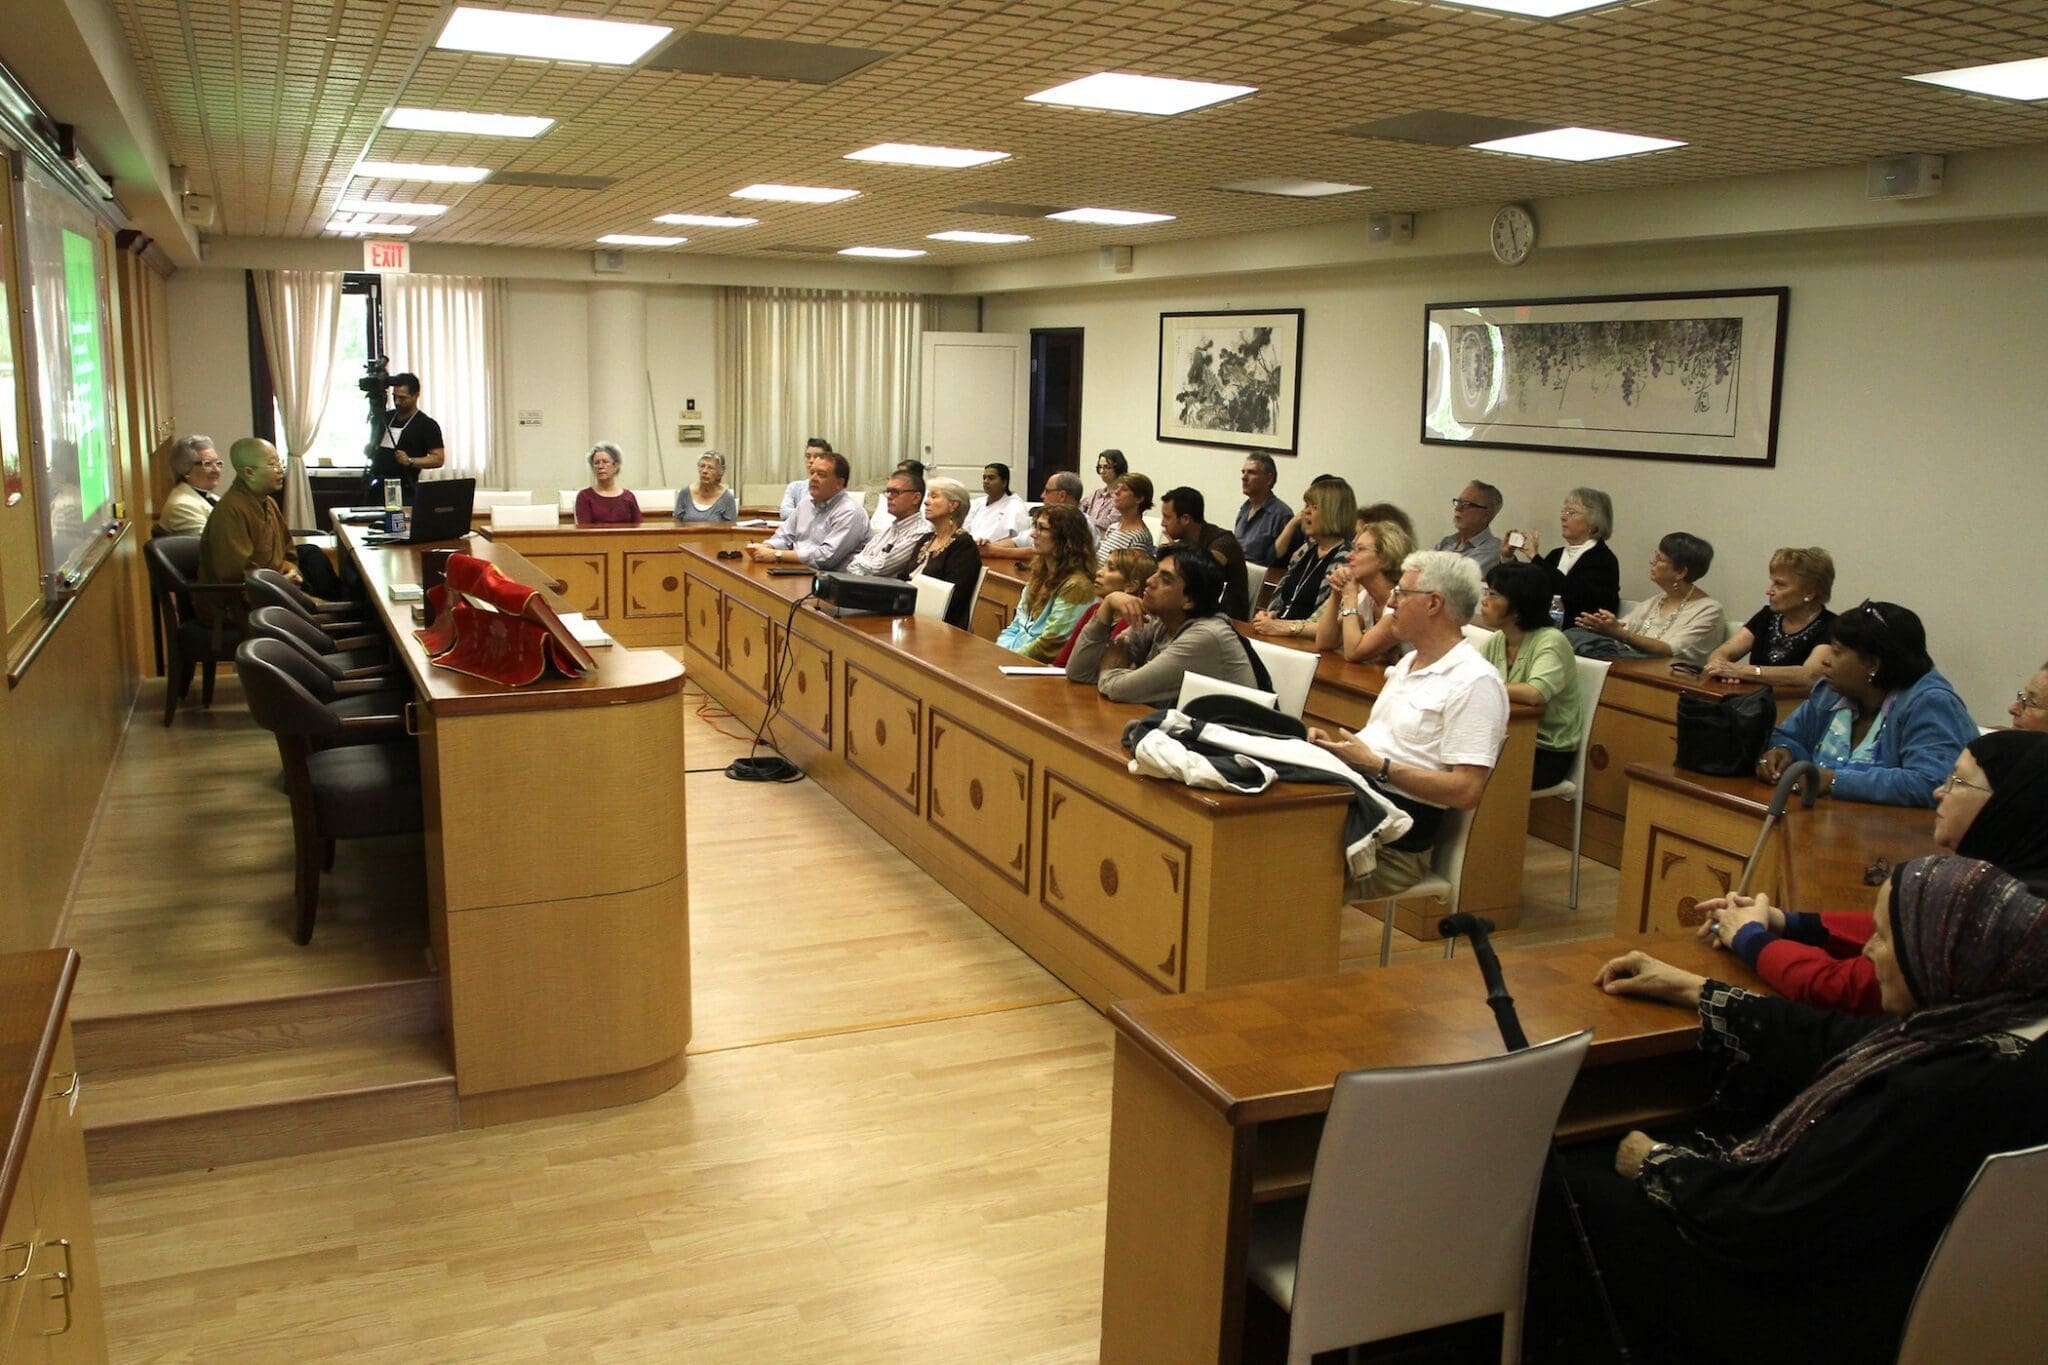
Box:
[927,230,1032,244]
[326,219,416,235]
[1470,126,1684,161]
[1439,0,1620,15]
[436,7,670,65]
[598,234,685,247]
[387,107,554,138]
[1907,55,2048,101]
[1046,206,1175,225]
[1024,72,1255,116]
[732,184,860,203]
[1217,178,1368,197]
[335,199,447,216]
[354,161,491,183]
[839,246,927,258]
[844,142,1010,168]
[654,213,759,227]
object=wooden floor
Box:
[79,665,1617,1362]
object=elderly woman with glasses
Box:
[674,450,737,523]
[159,434,226,535]
[2013,661,2048,732]
[575,442,642,526]
[1757,600,1977,806]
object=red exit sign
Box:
[364,239,411,273]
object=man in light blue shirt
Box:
[846,469,931,578]
[778,437,835,521]
[749,450,869,570]
[1434,479,1504,574]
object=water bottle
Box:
[1549,594,1566,628]
[383,476,404,534]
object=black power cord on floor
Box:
[725,588,812,783]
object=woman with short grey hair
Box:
[575,442,643,525]
[159,434,225,534]
[675,449,737,523]
[1505,485,1619,626]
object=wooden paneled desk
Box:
[340,525,691,1126]
[471,520,772,647]
[679,551,1356,1009]
[1098,934,1763,1365]
[1531,660,1807,868]
[1614,762,1940,936]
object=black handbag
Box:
[1674,686,1776,776]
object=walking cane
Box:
[1439,912,1632,1361]
[1732,761,1821,897]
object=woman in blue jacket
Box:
[1757,600,1977,806]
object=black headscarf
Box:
[1956,730,2048,894]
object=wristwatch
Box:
[1339,605,1358,619]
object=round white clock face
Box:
[1490,204,1535,266]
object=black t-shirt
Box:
[1739,606,1836,667]
[369,410,446,492]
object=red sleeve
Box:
[1052,602,1099,668]
[1755,938,1886,1015]
[1818,910,1875,950]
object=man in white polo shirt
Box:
[1309,549,1508,896]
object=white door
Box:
[919,331,1029,486]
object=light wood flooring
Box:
[78,668,1617,1361]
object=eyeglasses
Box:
[1450,498,1491,512]
[2016,690,2047,713]
[1936,772,1991,797]
[885,486,917,498]
[195,459,224,469]
[1387,584,1440,604]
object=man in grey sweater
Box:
[1065,545,1263,707]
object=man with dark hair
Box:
[870,458,928,534]
[780,436,836,520]
[1436,479,1504,572]
[847,467,930,579]
[369,371,446,496]
[1065,545,1261,707]
[1234,453,1291,567]
[749,449,868,570]
[965,462,1032,544]
[1160,485,1252,621]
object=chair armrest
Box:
[340,663,394,680]
[337,714,407,739]
[329,632,387,651]
[333,676,403,697]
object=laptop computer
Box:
[363,478,477,546]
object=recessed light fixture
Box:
[839,246,927,258]
[1470,126,1685,161]
[353,161,491,184]
[1046,207,1175,226]
[927,230,1033,244]
[335,199,447,217]
[654,213,759,227]
[598,234,686,247]
[1907,55,2048,101]
[435,6,671,65]
[386,108,555,138]
[326,219,417,236]
[1024,72,1255,116]
[732,184,860,203]
[844,142,1010,168]
[1217,178,1368,197]
[1438,0,1620,15]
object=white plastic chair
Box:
[741,482,783,509]
[1243,561,1268,610]
[1897,1141,2048,1365]
[1176,671,1280,712]
[472,489,534,510]
[1247,637,1320,719]
[490,503,560,530]
[555,489,577,516]
[1530,656,1610,909]
[910,573,956,624]
[633,487,677,516]
[1246,1030,1593,1365]
[1370,802,1479,966]
[1461,622,1497,647]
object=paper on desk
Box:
[998,665,1065,676]
[734,518,776,528]
[386,582,424,602]
[556,612,615,647]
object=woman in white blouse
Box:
[1570,531,1726,664]
[158,434,225,535]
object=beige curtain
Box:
[384,274,508,484]
[251,268,344,526]
[716,287,939,495]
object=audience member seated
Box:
[746,450,868,571]
[1053,546,1156,669]
[1233,452,1292,567]
[1252,476,1354,636]
[1695,730,2048,1015]
[1477,561,1585,790]
[964,462,1033,545]
[674,450,737,523]
[1435,478,1505,572]
[1079,448,1126,532]
[985,471,1092,560]
[2017,659,2048,732]
[1503,486,1620,625]
[870,459,924,534]
[778,437,833,520]
[845,467,930,579]
[1065,545,1260,707]
[1157,485,1250,621]
[1705,546,1837,686]
[1357,500,1415,542]
[1545,857,2048,1365]
[1266,472,1338,568]
[995,504,1096,662]
[908,477,980,630]
[1312,516,1413,666]
[1307,550,1509,897]
[575,443,642,526]
[1758,600,1977,807]
[159,433,224,535]
[199,437,295,626]
[1570,531,1725,664]
[1095,472,1157,568]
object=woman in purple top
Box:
[575,442,642,526]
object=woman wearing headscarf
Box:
[1530,857,2048,1365]
[1695,730,2048,1014]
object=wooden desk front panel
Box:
[1615,780,1787,935]
[623,551,688,619]
[683,574,723,668]
[525,551,607,619]
[974,563,1022,642]
[722,597,774,701]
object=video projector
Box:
[808,569,918,617]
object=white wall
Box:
[981,218,2048,721]
[163,269,253,452]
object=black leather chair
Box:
[244,568,371,632]
[236,638,424,945]
[144,535,246,726]
[245,604,391,676]
[249,622,409,725]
